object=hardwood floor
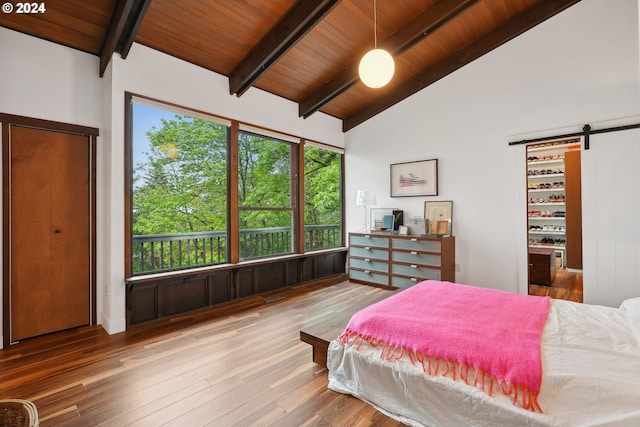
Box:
[1,276,584,427]
[529,268,583,302]
[0,281,404,427]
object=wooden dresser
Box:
[347,232,455,288]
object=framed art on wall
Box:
[390,159,438,197]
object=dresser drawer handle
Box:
[411,238,418,242]
[411,277,418,282]
[411,264,418,268]
[364,270,371,274]
[364,246,371,250]
[364,258,371,262]
[411,251,418,255]
[364,235,371,238]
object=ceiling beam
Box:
[99,0,152,77]
[117,0,152,59]
[229,0,340,97]
[299,0,480,119]
[342,0,582,132]
[100,0,134,77]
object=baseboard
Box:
[99,314,126,335]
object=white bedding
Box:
[328,297,640,427]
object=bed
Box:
[327,280,640,427]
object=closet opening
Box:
[526,138,583,302]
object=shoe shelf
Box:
[526,138,581,270]
[529,244,566,250]
[529,231,565,235]
[527,172,564,178]
[527,159,564,166]
[527,145,566,268]
[526,142,576,153]
[528,202,565,206]
[528,188,565,192]
[529,225,566,233]
[528,216,566,220]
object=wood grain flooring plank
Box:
[1,281,404,427]
[100,379,213,427]
[163,350,315,426]
[529,269,583,302]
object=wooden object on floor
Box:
[0,280,404,427]
[529,247,556,286]
[299,287,395,367]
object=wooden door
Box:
[9,125,91,341]
[565,150,582,269]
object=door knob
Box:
[54,229,61,234]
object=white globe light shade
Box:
[358,48,395,88]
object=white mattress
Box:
[328,298,640,427]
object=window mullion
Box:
[295,142,305,253]
[229,121,240,264]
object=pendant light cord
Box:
[373,0,378,48]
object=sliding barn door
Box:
[581,128,640,307]
[8,125,91,342]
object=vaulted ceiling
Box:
[0,0,580,131]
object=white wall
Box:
[0,28,103,125]
[345,0,640,304]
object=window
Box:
[304,144,343,251]
[126,94,344,276]
[130,100,229,274]
[238,130,294,260]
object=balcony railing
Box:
[132,224,341,274]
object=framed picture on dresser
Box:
[424,200,453,235]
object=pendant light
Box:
[358,0,394,88]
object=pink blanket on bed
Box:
[338,280,550,412]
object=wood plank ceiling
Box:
[0,0,581,131]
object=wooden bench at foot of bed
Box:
[299,286,396,367]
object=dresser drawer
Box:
[391,251,441,267]
[392,238,441,252]
[349,234,389,248]
[350,269,389,286]
[392,264,441,280]
[391,276,425,288]
[349,246,389,261]
[349,257,388,273]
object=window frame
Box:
[302,141,344,252]
[236,129,297,261]
[124,92,344,278]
